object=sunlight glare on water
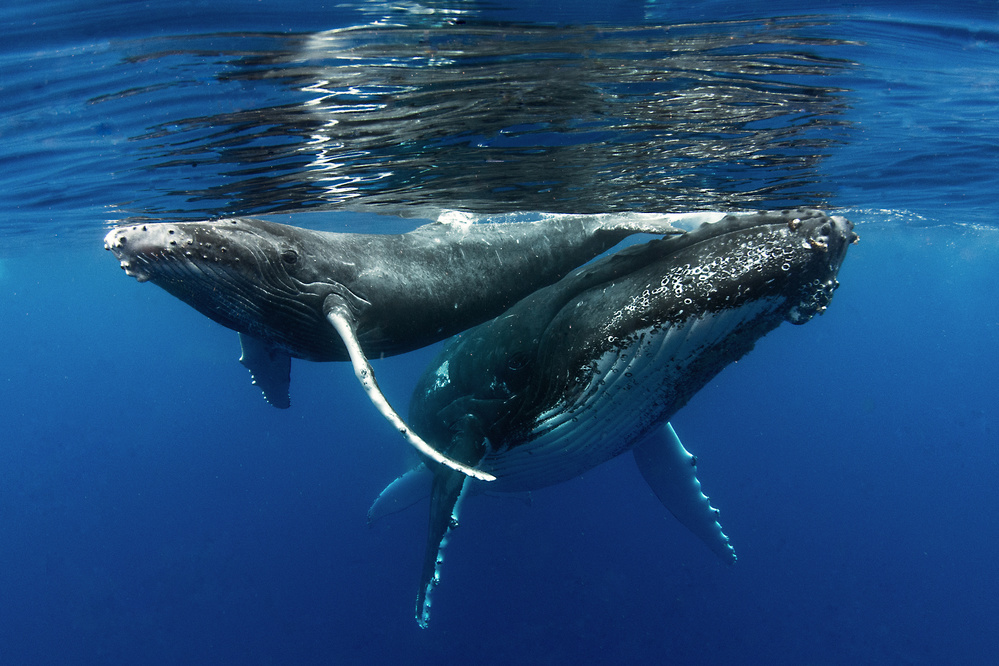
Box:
[2,15,864,249]
[2,3,995,250]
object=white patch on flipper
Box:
[326,308,496,482]
[652,211,730,231]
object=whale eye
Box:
[507,352,529,372]
[500,351,532,393]
[280,249,298,264]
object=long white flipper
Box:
[633,423,735,563]
[325,303,495,482]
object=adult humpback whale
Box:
[368,208,856,627]
[104,212,713,478]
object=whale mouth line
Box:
[102,223,343,360]
[112,247,201,284]
[117,244,328,353]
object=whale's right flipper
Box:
[239,333,291,409]
[633,422,736,563]
[323,294,495,483]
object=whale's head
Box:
[104,217,357,358]
[411,208,857,489]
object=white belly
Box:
[477,298,781,492]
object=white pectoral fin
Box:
[238,333,291,409]
[367,464,433,525]
[633,423,736,564]
[414,417,486,629]
[323,296,495,482]
[416,464,469,629]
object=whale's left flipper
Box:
[633,423,736,563]
[416,464,469,629]
[414,416,487,629]
[323,294,495,482]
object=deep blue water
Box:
[2,1,998,663]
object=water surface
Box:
[1,1,997,663]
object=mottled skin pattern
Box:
[412,209,855,475]
[103,212,696,475]
[104,214,685,361]
[405,209,856,626]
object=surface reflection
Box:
[130,19,854,218]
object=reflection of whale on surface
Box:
[368,208,856,627]
[104,211,717,478]
[146,22,850,217]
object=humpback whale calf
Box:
[104,212,714,478]
[369,208,856,626]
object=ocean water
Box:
[1,0,997,663]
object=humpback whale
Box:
[370,208,856,626]
[104,212,716,478]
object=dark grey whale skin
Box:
[103,212,688,475]
[411,209,857,466]
[404,208,856,627]
[104,214,684,362]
